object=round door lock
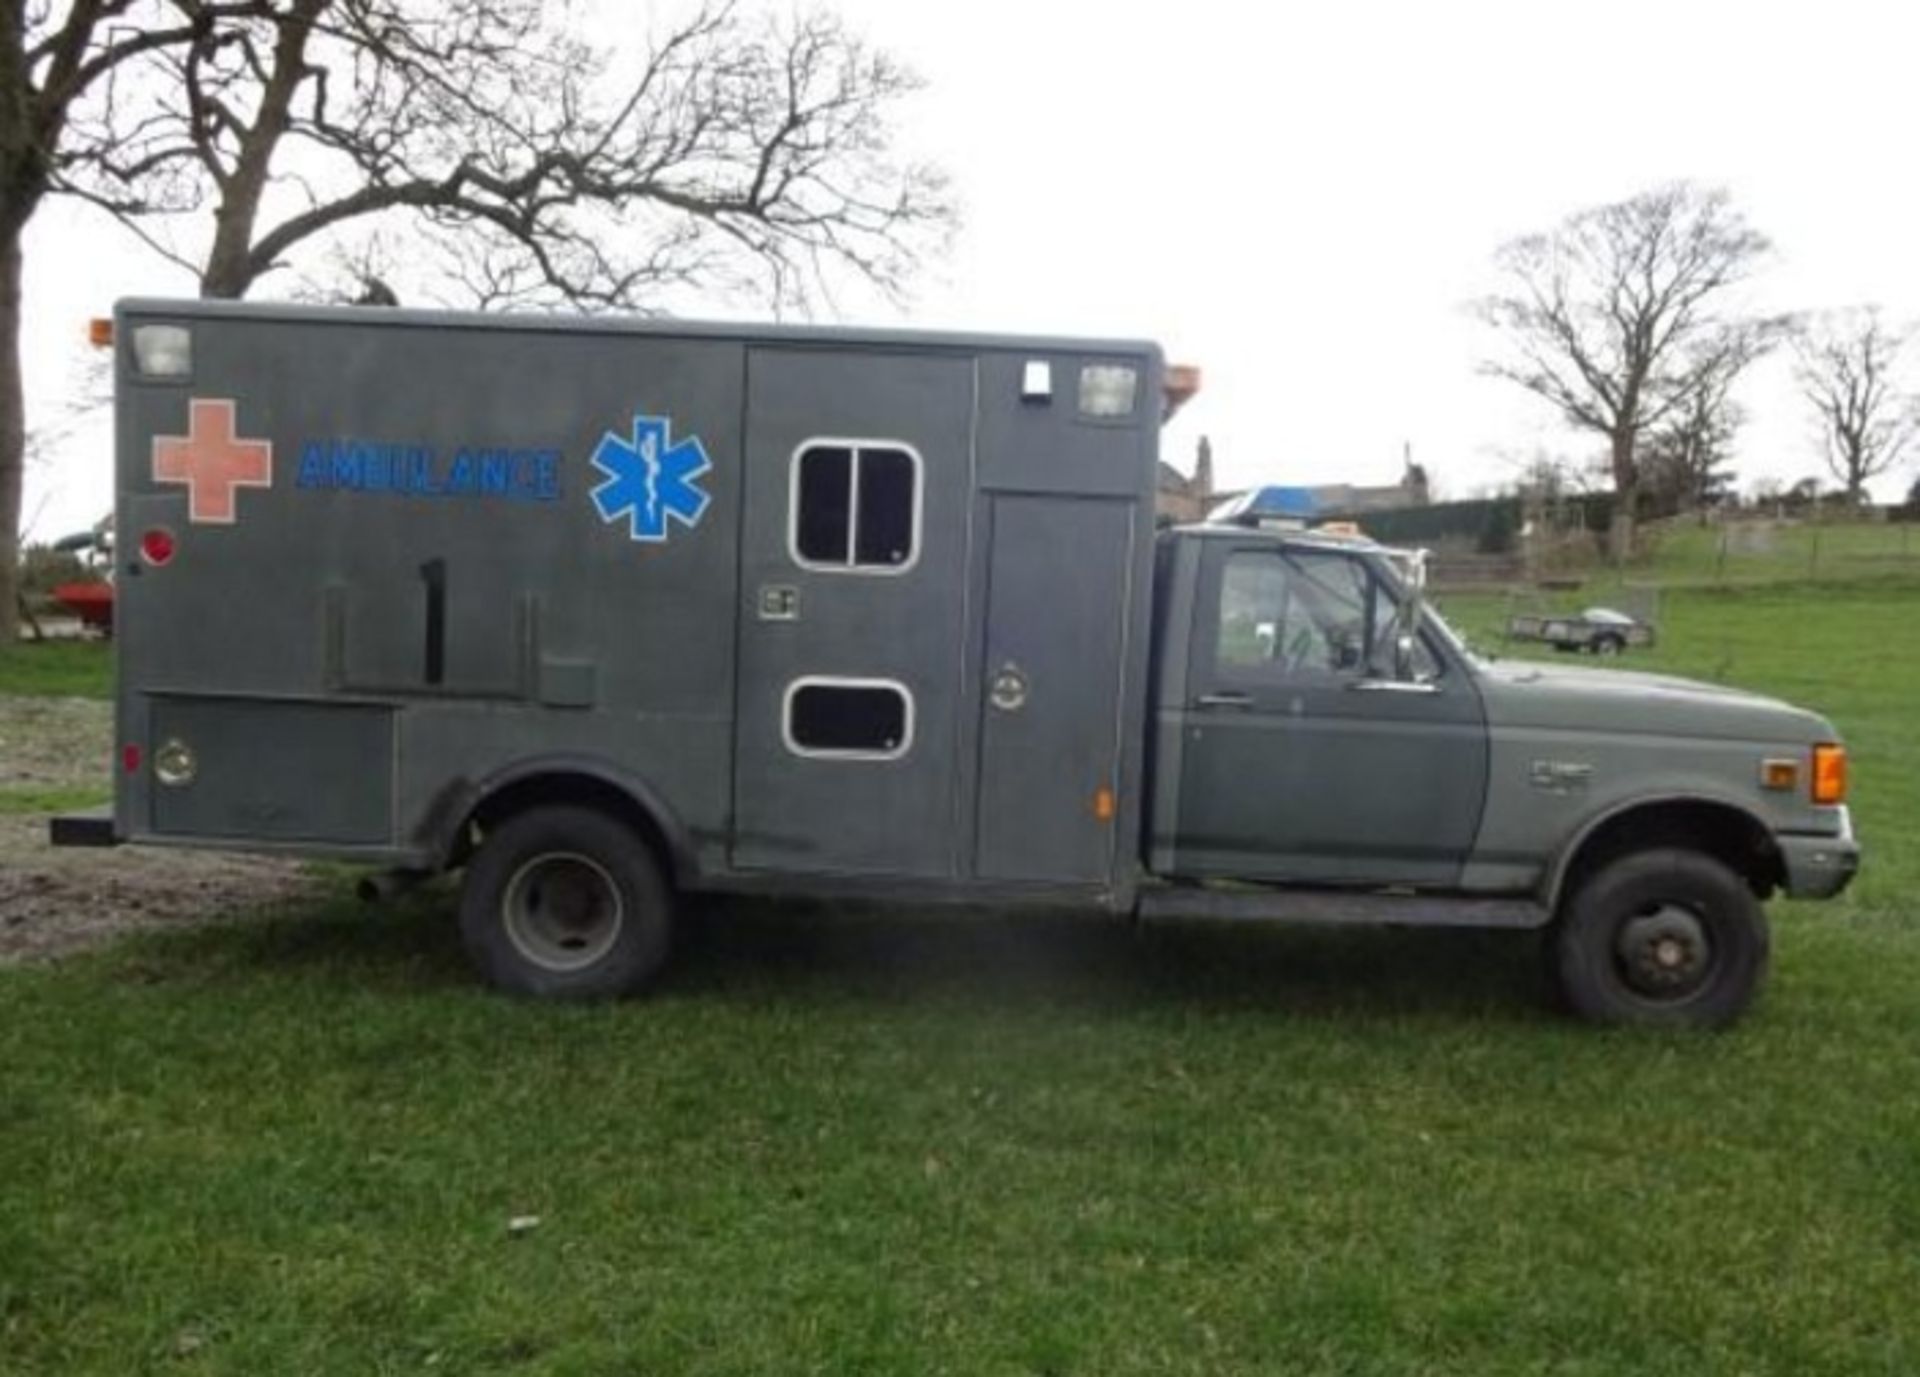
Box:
[153,738,198,787]
[989,664,1029,712]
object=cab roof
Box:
[1162,521,1392,556]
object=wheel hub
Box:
[502,852,625,973]
[1615,905,1712,998]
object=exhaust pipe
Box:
[357,868,430,905]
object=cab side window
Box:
[1215,550,1436,681]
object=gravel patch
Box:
[0,695,317,963]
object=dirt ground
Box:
[0,694,315,963]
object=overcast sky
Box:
[19,0,1920,538]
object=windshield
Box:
[1422,601,1481,662]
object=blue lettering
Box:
[294,438,571,503]
[298,441,328,488]
[331,443,365,489]
[480,452,511,496]
[445,451,475,495]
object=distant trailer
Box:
[1506,607,1654,657]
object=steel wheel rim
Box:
[1614,903,1713,1000]
[502,852,625,973]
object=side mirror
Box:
[1391,549,1429,682]
[1393,632,1417,681]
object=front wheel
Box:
[1551,848,1768,1029]
[459,805,674,999]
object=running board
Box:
[1135,886,1549,930]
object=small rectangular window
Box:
[785,679,913,759]
[796,446,853,563]
[791,441,920,572]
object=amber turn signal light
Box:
[88,317,114,349]
[1759,759,1799,791]
[1811,744,1848,805]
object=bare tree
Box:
[1640,341,1752,520]
[62,0,952,308]
[1479,183,1772,561]
[1,0,953,644]
[1,1,260,642]
[1792,309,1917,503]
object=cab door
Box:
[1169,541,1488,886]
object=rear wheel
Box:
[1551,848,1768,1029]
[459,805,674,999]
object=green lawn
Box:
[0,784,109,815]
[0,639,111,699]
[2,581,1917,1374]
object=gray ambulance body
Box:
[56,299,1859,1026]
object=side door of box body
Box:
[972,494,1135,883]
[731,348,973,877]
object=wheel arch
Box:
[1546,794,1785,912]
[428,755,698,885]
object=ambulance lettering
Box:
[294,440,561,501]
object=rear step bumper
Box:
[49,809,117,848]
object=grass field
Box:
[0,639,112,700]
[2,576,1917,1374]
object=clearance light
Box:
[132,323,192,378]
[1093,786,1116,822]
[121,744,142,774]
[1078,364,1138,417]
[1811,744,1848,806]
[88,317,115,349]
[140,527,177,566]
[1163,363,1202,420]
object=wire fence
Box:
[1427,515,1920,596]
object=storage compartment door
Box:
[145,696,395,844]
[974,495,1133,883]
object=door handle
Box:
[989,662,1029,711]
[1194,691,1253,709]
[1347,678,1440,695]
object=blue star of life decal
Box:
[588,410,712,542]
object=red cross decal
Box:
[152,398,273,524]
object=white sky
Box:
[20,0,1920,539]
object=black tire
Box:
[458,805,674,999]
[1551,848,1768,1029]
[1592,633,1626,657]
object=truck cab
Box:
[1139,521,1859,1025]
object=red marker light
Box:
[140,527,177,565]
[122,744,142,774]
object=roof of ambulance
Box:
[116,297,1163,362]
